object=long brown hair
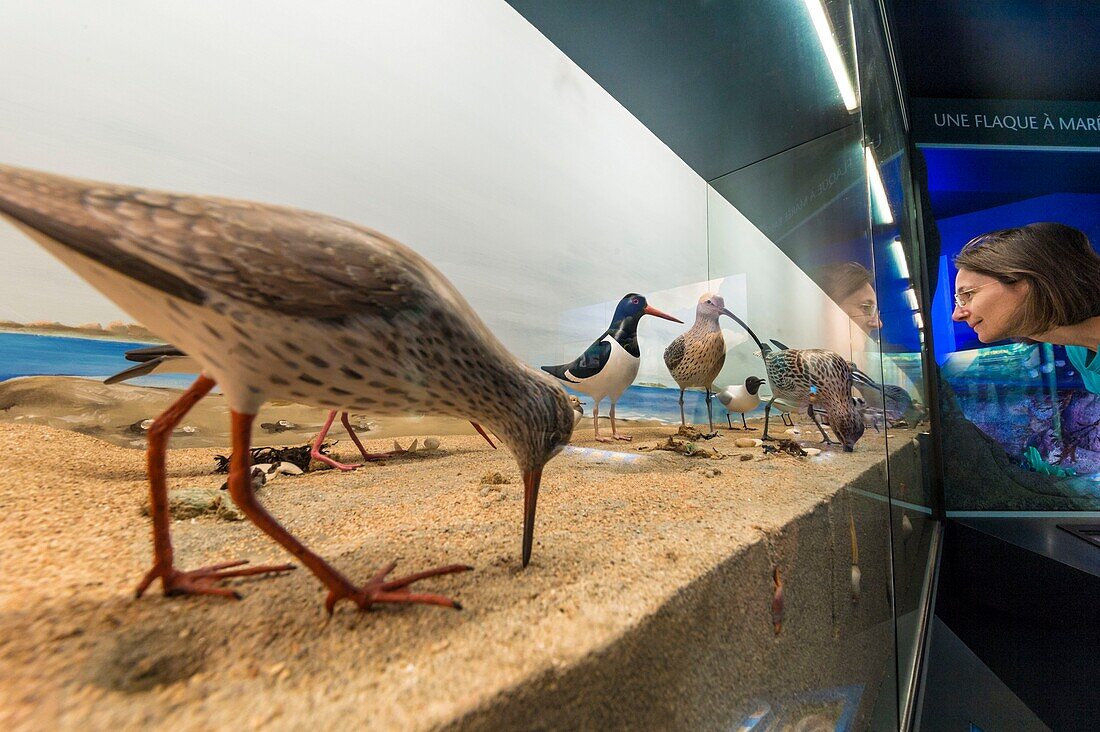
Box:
[818,261,873,304]
[954,222,1100,337]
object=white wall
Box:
[0,0,862,381]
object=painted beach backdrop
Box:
[0,331,732,425]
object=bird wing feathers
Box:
[0,165,452,323]
[663,335,686,372]
[104,356,167,384]
[542,338,612,382]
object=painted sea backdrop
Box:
[0,331,736,425]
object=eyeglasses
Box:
[856,302,879,318]
[954,282,995,308]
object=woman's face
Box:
[839,283,882,333]
[951,269,1030,342]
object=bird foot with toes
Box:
[311,453,364,471]
[135,560,296,600]
[324,561,473,615]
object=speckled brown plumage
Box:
[0,163,576,611]
[663,293,733,434]
[665,328,726,389]
[761,347,865,451]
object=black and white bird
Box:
[542,293,680,442]
[664,293,734,436]
[716,376,765,430]
[0,164,576,615]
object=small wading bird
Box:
[716,375,765,430]
[728,326,865,451]
[0,164,575,614]
[107,344,497,470]
[541,293,680,442]
[664,293,735,436]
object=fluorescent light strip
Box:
[865,146,894,224]
[904,286,919,311]
[803,0,858,111]
[890,237,910,279]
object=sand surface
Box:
[0,376,493,449]
[0,407,908,730]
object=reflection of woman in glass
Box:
[819,262,882,334]
[951,222,1100,393]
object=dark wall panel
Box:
[506,0,855,181]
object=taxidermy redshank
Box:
[541,293,680,442]
[0,164,575,613]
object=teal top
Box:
[1066,344,1100,394]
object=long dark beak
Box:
[720,307,736,319]
[644,305,683,324]
[522,467,543,567]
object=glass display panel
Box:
[0,2,928,729]
[921,144,1100,510]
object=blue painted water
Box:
[0,331,195,389]
[560,382,729,425]
[0,331,733,423]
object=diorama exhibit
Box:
[0,1,1094,730]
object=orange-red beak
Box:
[643,305,683,324]
[522,467,543,567]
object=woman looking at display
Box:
[951,222,1100,393]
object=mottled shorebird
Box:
[107,344,496,471]
[0,164,575,613]
[854,380,925,428]
[727,320,865,451]
[663,293,734,436]
[716,375,765,430]
[542,293,680,442]
[567,395,585,428]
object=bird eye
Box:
[631,297,639,304]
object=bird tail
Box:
[849,365,880,389]
[540,364,576,383]
[104,356,166,384]
[0,165,207,306]
[124,344,186,362]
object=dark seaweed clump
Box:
[213,442,332,474]
[761,439,808,457]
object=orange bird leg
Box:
[135,375,295,600]
[469,421,497,449]
[227,410,472,614]
[310,410,364,471]
[339,412,403,461]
